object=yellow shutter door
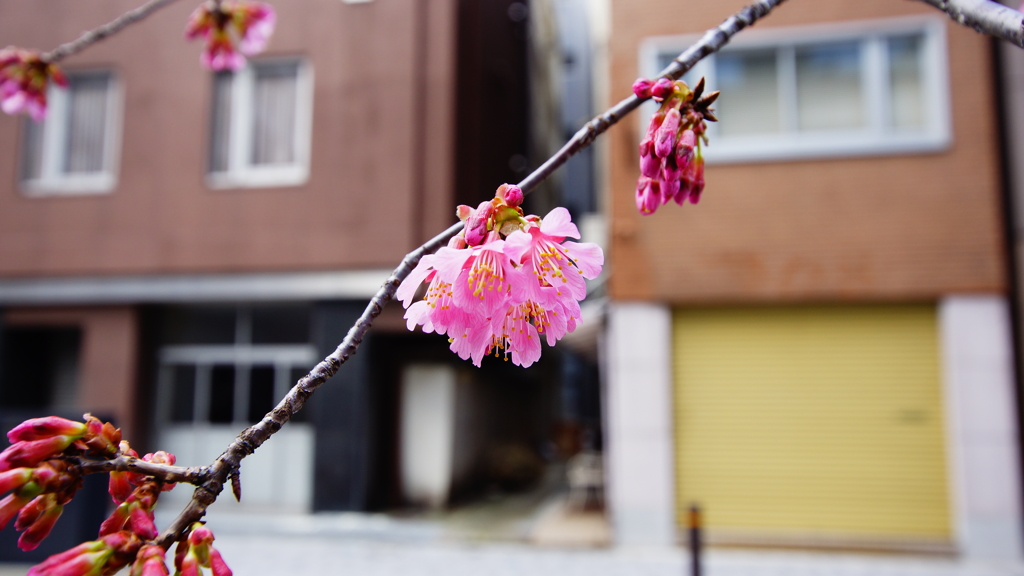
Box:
[673,304,951,544]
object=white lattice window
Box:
[640,16,951,163]
[207,58,314,188]
[20,71,121,195]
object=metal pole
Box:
[688,504,702,576]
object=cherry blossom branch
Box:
[76,455,208,486]
[41,0,183,63]
[915,0,1024,48]
[153,0,789,549]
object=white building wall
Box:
[605,302,677,546]
[940,295,1024,560]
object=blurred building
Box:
[603,0,1024,560]
[0,0,582,518]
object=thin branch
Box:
[41,0,183,63]
[154,0,788,549]
[76,455,208,486]
[915,0,1024,48]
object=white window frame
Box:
[206,58,314,189]
[20,70,122,196]
[638,16,952,164]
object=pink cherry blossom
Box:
[398,194,603,368]
[186,1,276,71]
[0,48,67,121]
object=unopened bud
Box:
[497,184,523,208]
[0,436,77,472]
[8,417,86,443]
[18,501,63,551]
[0,468,32,495]
[640,153,662,179]
[654,108,681,159]
[632,77,654,99]
[651,78,675,101]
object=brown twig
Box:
[76,455,208,485]
[915,0,1024,49]
[41,0,184,63]
[152,0,788,549]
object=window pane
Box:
[210,72,233,172]
[889,35,925,131]
[170,366,196,423]
[715,49,780,136]
[248,366,275,423]
[252,305,311,344]
[20,117,44,180]
[64,74,109,174]
[796,42,864,131]
[251,62,299,166]
[209,365,235,423]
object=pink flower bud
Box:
[463,201,494,246]
[676,129,695,167]
[654,108,681,159]
[456,205,473,222]
[0,492,32,530]
[678,156,705,205]
[28,546,108,576]
[100,503,130,536]
[640,153,662,179]
[651,78,675,101]
[189,524,215,547]
[8,418,86,443]
[661,156,683,183]
[497,184,524,208]
[18,502,63,551]
[661,178,681,205]
[109,471,132,504]
[181,554,200,576]
[129,505,158,540]
[632,78,654,99]
[132,545,170,576]
[0,436,76,472]
[209,549,233,576]
[15,494,50,531]
[0,468,32,494]
[635,178,661,216]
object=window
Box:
[20,71,121,194]
[156,305,315,426]
[207,59,313,188]
[639,17,950,163]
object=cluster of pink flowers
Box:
[0,415,123,552]
[185,0,276,71]
[0,47,67,120]
[398,185,603,368]
[632,76,717,215]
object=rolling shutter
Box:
[673,304,951,545]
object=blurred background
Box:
[1,0,1024,573]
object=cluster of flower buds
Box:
[0,460,81,551]
[0,415,124,551]
[631,76,718,215]
[101,446,177,541]
[185,0,277,71]
[27,530,142,576]
[175,523,232,576]
[0,47,67,120]
[398,185,603,368]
